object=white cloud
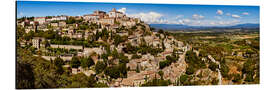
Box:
[213,20,240,26]
[177,20,185,24]
[127,11,163,24]
[226,13,231,16]
[158,19,168,24]
[182,19,191,23]
[219,20,240,25]
[216,10,223,15]
[193,21,202,25]
[117,8,126,14]
[210,22,216,25]
[19,12,23,16]
[192,14,204,20]
[128,12,186,24]
[178,18,241,26]
[242,12,249,15]
[231,14,241,18]
[214,16,222,19]
[175,15,184,19]
[127,11,241,26]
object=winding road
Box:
[208,55,222,85]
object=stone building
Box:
[109,8,124,18]
[32,37,45,49]
[34,17,46,24]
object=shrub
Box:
[131,54,142,59]
[186,65,195,75]
[81,57,94,69]
[232,74,242,83]
[209,62,218,71]
[70,56,81,68]
[95,61,106,74]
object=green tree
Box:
[158,70,164,79]
[104,63,128,79]
[118,53,129,64]
[159,60,169,69]
[158,29,164,34]
[245,72,254,82]
[95,61,106,74]
[136,63,140,73]
[118,63,128,78]
[220,59,229,78]
[66,17,76,24]
[68,73,96,88]
[184,51,206,75]
[94,82,109,87]
[113,35,122,46]
[132,54,142,59]
[70,56,81,68]
[104,66,120,79]
[179,74,189,85]
[81,57,94,69]
[186,65,195,75]
[141,78,171,86]
[209,62,218,71]
[54,57,64,74]
[112,48,119,59]
[16,61,35,89]
[232,74,242,83]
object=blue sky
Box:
[17,1,259,26]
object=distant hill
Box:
[228,23,260,29]
[150,23,260,31]
[149,24,191,30]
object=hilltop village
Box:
[16,8,259,88]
